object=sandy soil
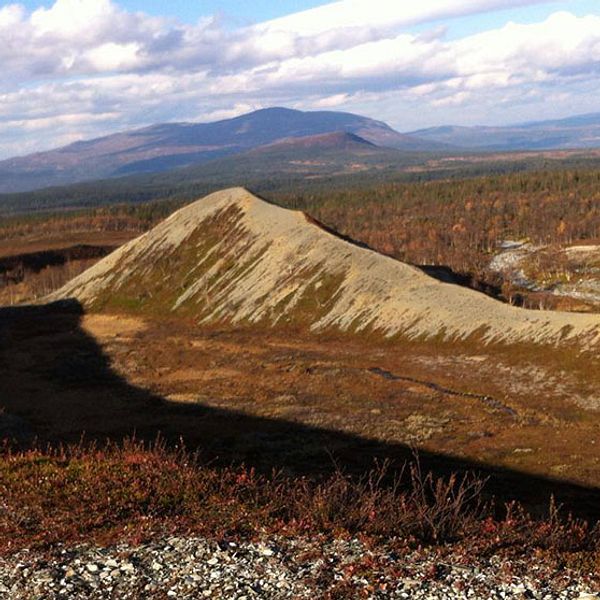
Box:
[51,188,600,349]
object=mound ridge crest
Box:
[51,187,600,348]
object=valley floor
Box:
[2,302,600,594]
[1,302,600,515]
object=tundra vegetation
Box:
[0,439,596,568]
[0,168,600,582]
[2,169,599,309]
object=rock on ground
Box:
[0,535,598,599]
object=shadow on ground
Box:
[1,300,599,520]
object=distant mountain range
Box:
[409,112,600,151]
[0,108,445,194]
[2,108,600,195]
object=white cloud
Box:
[194,103,263,123]
[0,0,599,158]
[312,94,351,108]
[0,4,24,28]
[30,0,116,37]
[85,42,141,71]
[261,0,549,35]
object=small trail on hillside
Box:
[367,367,517,416]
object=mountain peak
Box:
[247,107,302,116]
[0,107,442,193]
[252,131,376,152]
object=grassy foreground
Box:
[0,438,597,573]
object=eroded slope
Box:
[51,188,600,348]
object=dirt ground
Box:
[0,231,136,259]
[82,313,600,481]
[0,235,135,305]
[2,301,600,519]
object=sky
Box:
[1,0,600,159]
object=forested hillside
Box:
[281,170,600,273]
[1,146,599,216]
[2,169,600,309]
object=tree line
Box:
[2,168,599,293]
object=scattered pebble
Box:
[0,535,596,599]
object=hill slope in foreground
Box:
[51,187,600,350]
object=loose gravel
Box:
[0,535,598,599]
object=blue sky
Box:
[1,0,600,158]
[18,0,330,24]
[17,0,600,29]
[412,0,600,39]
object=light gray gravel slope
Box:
[1,535,598,599]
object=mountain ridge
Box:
[0,108,445,194]
[50,187,600,350]
[248,131,377,152]
[409,112,600,150]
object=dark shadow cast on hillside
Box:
[1,300,600,521]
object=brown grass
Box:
[0,438,596,567]
[0,258,99,305]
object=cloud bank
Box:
[1,0,599,158]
